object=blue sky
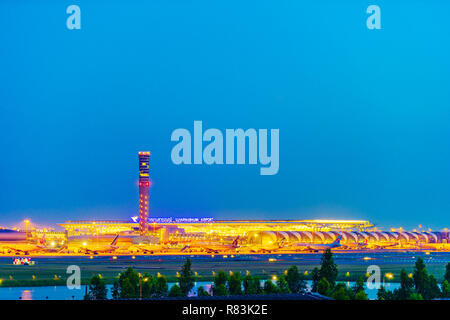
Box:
[0,0,449,229]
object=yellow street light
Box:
[385,273,394,280]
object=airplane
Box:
[341,238,369,250]
[181,236,240,254]
[75,235,120,254]
[280,234,343,252]
[128,243,170,254]
[414,241,439,251]
[1,234,67,255]
[367,242,400,250]
[248,238,287,254]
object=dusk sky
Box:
[1,0,449,230]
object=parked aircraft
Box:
[181,236,240,253]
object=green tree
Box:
[112,280,120,300]
[154,276,168,297]
[141,273,155,298]
[427,274,440,300]
[228,272,243,295]
[354,290,368,300]
[120,278,136,299]
[168,284,184,297]
[197,286,210,297]
[263,280,280,294]
[179,258,195,296]
[286,266,306,293]
[413,257,428,298]
[214,284,229,296]
[395,269,414,300]
[311,267,320,292]
[351,276,365,299]
[86,275,107,300]
[213,270,229,296]
[444,262,450,283]
[377,285,394,300]
[330,283,350,300]
[317,278,330,296]
[319,249,338,288]
[441,280,450,298]
[118,267,139,299]
[276,276,291,294]
[413,257,440,300]
[409,292,423,300]
[243,275,262,295]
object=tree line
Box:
[85,251,450,300]
[85,257,308,299]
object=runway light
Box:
[272,275,277,281]
[408,273,413,278]
[112,256,117,260]
[82,242,87,247]
[304,270,308,276]
[50,241,56,247]
[132,256,136,259]
[385,273,394,280]
[345,272,350,277]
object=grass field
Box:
[0,251,448,287]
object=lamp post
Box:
[140,276,148,300]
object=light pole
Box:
[140,276,148,300]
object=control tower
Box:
[138,151,150,235]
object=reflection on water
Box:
[0,280,399,300]
[21,290,32,300]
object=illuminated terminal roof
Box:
[59,218,374,237]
